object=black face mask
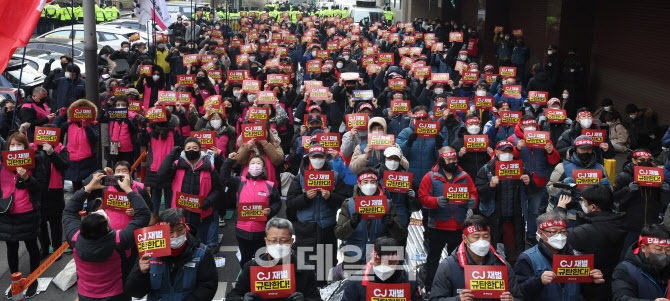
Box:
[443,162,458,174]
[309,126,321,134]
[60,62,68,69]
[576,152,592,163]
[185,150,200,161]
[224,107,233,115]
[345,86,354,91]
[638,161,653,167]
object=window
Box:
[393,0,401,9]
[73,30,85,41]
[43,30,71,39]
[100,32,118,41]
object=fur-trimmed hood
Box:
[68,99,98,121]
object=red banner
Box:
[524,130,550,148]
[103,191,130,212]
[308,87,329,101]
[500,111,521,127]
[443,183,469,204]
[250,264,296,298]
[175,191,204,213]
[242,123,268,143]
[238,202,267,221]
[382,171,413,193]
[431,73,449,83]
[635,166,664,187]
[304,170,335,191]
[191,131,216,149]
[112,86,128,97]
[464,265,508,299]
[71,107,95,122]
[354,196,388,219]
[415,121,439,138]
[528,91,549,105]
[546,109,566,123]
[34,126,60,146]
[158,91,178,105]
[368,134,395,150]
[500,66,517,77]
[449,32,463,42]
[465,135,488,152]
[257,91,277,105]
[388,79,406,91]
[177,74,195,87]
[581,129,606,146]
[483,74,498,85]
[134,224,171,257]
[242,80,261,93]
[495,160,523,180]
[573,169,603,189]
[227,70,249,83]
[552,254,594,283]
[345,114,369,131]
[462,71,479,84]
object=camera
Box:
[551,181,583,211]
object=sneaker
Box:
[219,217,226,227]
[6,289,11,300]
[25,282,37,299]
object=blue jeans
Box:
[207,209,219,246]
[151,188,173,214]
[524,186,548,239]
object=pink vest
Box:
[109,112,137,152]
[67,121,95,161]
[237,178,271,233]
[241,154,277,187]
[31,143,65,189]
[72,231,124,298]
[1,166,32,214]
[24,102,51,121]
[171,161,214,219]
[148,128,174,172]
[142,85,166,109]
[104,182,145,230]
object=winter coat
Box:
[19,98,52,142]
[0,159,45,241]
[627,107,657,149]
[546,150,609,196]
[612,245,670,301]
[450,128,491,179]
[343,263,420,301]
[614,162,670,232]
[44,74,86,110]
[350,117,409,175]
[556,121,616,163]
[397,124,442,186]
[140,114,182,188]
[418,164,478,231]
[526,71,553,95]
[34,143,69,218]
[508,123,561,187]
[56,99,99,182]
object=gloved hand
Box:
[600,178,611,186]
[59,107,67,117]
[243,292,261,301]
[47,58,55,65]
[629,181,640,192]
[465,198,477,209]
[406,133,418,148]
[434,135,444,149]
[538,116,548,125]
[437,196,449,207]
[350,212,362,228]
[170,146,183,158]
[565,118,573,126]
[381,213,395,228]
[565,178,575,184]
[660,182,670,193]
[406,189,416,199]
[287,292,305,301]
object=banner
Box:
[353,90,374,101]
[382,171,413,193]
[635,166,664,187]
[108,108,128,122]
[528,91,549,105]
[227,70,249,83]
[415,121,439,138]
[345,114,369,131]
[354,196,388,219]
[389,79,406,91]
[495,160,523,180]
[71,107,95,122]
[238,202,267,221]
[431,73,449,83]
[250,264,296,298]
[249,107,270,122]
[134,224,171,257]
[502,85,522,98]
[573,169,603,189]
[483,74,498,85]
[464,265,508,299]
[462,71,479,84]
[134,0,173,31]
[465,135,488,152]
[524,130,550,148]
[443,183,469,204]
[552,254,594,283]
[449,32,463,42]
[129,101,142,114]
[304,170,335,191]
[177,74,195,87]
[257,91,277,105]
[308,87,329,100]
[242,123,268,143]
[112,86,128,97]
[139,65,152,76]
[191,131,216,149]
[368,134,395,150]
[500,66,517,77]
[3,149,35,171]
[448,97,469,113]
[103,191,130,212]
[158,91,177,105]
[242,80,261,93]
[34,126,60,146]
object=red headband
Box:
[358,173,378,182]
[440,152,457,158]
[539,220,566,230]
[640,236,670,246]
[413,112,428,118]
[309,146,325,154]
[157,217,186,226]
[466,117,481,125]
[634,151,652,158]
[463,225,490,235]
[574,139,594,147]
[577,111,591,118]
[521,119,537,125]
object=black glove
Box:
[465,198,477,209]
[170,146,183,158]
[496,74,502,83]
[381,213,395,228]
[350,212,362,228]
[435,135,444,149]
[406,133,418,148]
[151,130,160,139]
[437,196,449,207]
[243,292,261,301]
[287,292,305,301]
[629,181,640,193]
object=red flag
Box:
[0,0,48,73]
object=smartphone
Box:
[100,175,124,186]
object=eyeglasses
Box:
[541,229,568,236]
[267,239,291,245]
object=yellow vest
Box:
[155,49,170,74]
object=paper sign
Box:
[431,73,449,83]
[524,130,550,148]
[464,265,508,299]
[546,109,566,123]
[414,66,431,79]
[365,282,410,301]
[581,129,606,146]
[249,107,270,122]
[183,54,200,65]
[354,196,388,219]
[177,74,195,87]
[191,131,216,149]
[177,92,191,105]
[367,64,382,75]
[552,254,594,283]
[306,60,322,73]
[108,108,128,122]
[134,224,171,257]
[242,80,261,93]
[238,202,267,221]
[236,54,249,65]
[242,123,268,143]
[512,29,524,37]
[257,91,277,104]
[3,149,35,171]
[250,264,296,298]
[227,70,249,83]
[304,170,335,191]
[448,97,469,113]
[353,90,374,101]
[146,106,167,123]
[500,111,521,127]
[483,74,498,85]
[71,107,95,122]
[128,101,142,114]
[103,191,130,212]
[635,166,664,187]
[308,87,329,100]
[361,56,375,68]
[573,169,603,189]
[465,135,488,152]
[462,71,479,84]
[500,66,517,77]
[502,85,522,98]
[494,26,504,33]
[112,86,128,97]
[382,171,413,193]
[129,32,140,42]
[316,133,341,151]
[346,114,369,130]
[391,101,410,114]
[431,42,444,52]
[175,191,204,213]
[474,96,494,110]
[301,136,312,149]
[208,70,222,80]
[449,32,464,42]
[139,65,152,76]
[267,74,288,87]
[415,121,439,138]
[409,218,422,226]
[443,183,469,204]
[399,56,414,69]
[495,160,523,180]
[202,61,216,71]
[368,134,395,150]
[528,91,549,105]
[158,91,177,105]
[389,79,406,91]
[455,61,469,73]
[34,127,60,146]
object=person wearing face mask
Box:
[103,96,141,167]
[63,172,150,301]
[19,87,56,143]
[539,98,573,146]
[43,64,86,111]
[341,237,420,301]
[166,45,189,84]
[450,115,494,179]
[221,153,281,266]
[625,103,658,150]
[431,216,522,301]
[228,217,321,301]
[234,123,285,186]
[556,108,616,163]
[553,185,626,301]
[135,65,167,109]
[375,147,418,227]
[0,99,19,140]
[483,101,516,145]
[397,107,443,187]
[418,147,478,291]
[286,145,347,284]
[592,98,617,125]
[351,117,409,174]
[544,45,561,84]
[125,208,218,301]
[335,169,408,263]
[602,111,630,153]
[507,116,560,245]
[493,76,527,112]
[494,33,513,67]
[195,111,236,157]
[612,224,670,301]
[476,140,537,263]
[340,104,376,159]
[109,41,135,65]
[436,105,465,148]
[514,213,605,301]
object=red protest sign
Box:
[2,149,35,171]
[139,65,152,76]
[304,170,335,191]
[581,129,606,146]
[495,160,523,180]
[236,54,249,65]
[354,196,388,219]
[382,171,413,193]
[34,126,60,146]
[308,87,329,100]
[361,56,375,68]
[528,91,549,105]
[443,183,470,204]
[257,91,277,105]
[368,134,395,150]
[267,74,288,86]
[128,101,142,114]
[414,66,431,79]
[242,80,261,93]
[306,60,322,73]
[500,111,521,127]
[474,96,494,110]
[345,114,369,130]
[449,32,463,42]
[303,114,328,127]
[175,191,204,213]
[103,191,130,212]
[391,101,410,114]
[573,169,603,189]
[238,202,267,221]
[464,265,508,299]
[316,133,341,151]
[635,166,664,187]
[248,107,270,122]
[365,283,410,301]
[494,26,504,33]
[191,131,216,149]
[465,135,488,152]
[177,74,195,87]
[483,74,498,85]
[415,121,439,138]
[250,264,296,298]
[524,130,550,148]
[227,70,249,83]
[512,29,524,37]
[158,91,178,105]
[500,66,517,77]
[552,254,594,283]
[134,224,171,257]
[367,64,382,75]
[431,73,449,83]
[112,86,128,97]
[448,97,469,113]
[183,54,200,66]
[502,85,522,98]
[146,106,167,123]
[462,71,479,84]
[388,79,406,91]
[71,107,95,122]
[546,109,566,123]
[431,42,444,52]
[129,32,140,42]
[207,70,222,80]
[241,123,267,143]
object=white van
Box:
[348,0,384,23]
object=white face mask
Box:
[152,75,160,81]
[545,233,567,250]
[9,146,24,151]
[215,26,220,29]
[579,118,592,128]
[233,90,241,97]
[361,183,377,196]
[603,106,611,111]
[101,73,110,79]
[248,94,257,103]
[65,72,72,79]
[562,93,569,99]
[467,239,491,257]
[343,55,350,61]
[310,158,325,169]
[547,50,553,55]
[175,43,181,47]
[499,153,513,161]
[267,244,291,259]
[373,264,395,281]
[249,56,256,62]
[581,201,590,214]
[171,234,187,249]
[476,90,486,97]
[122,47,129,52]
[385,160,399,171]
[336,62,343,69]
[210,119,222,129]
[531,104,540,110]
[248,163,263,176]
[502,79,507,85]
[116,105,127,109]
[629,114,636,120]
[313,99,324,106]
[141,48,148,54]
[434,88,444,95]
[459,55,468,61]
[371,130,384,134]
[259,39,266,44]
[311,51,318,57]
[525,126,537,132]
[467,125,480,134]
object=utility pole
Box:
[82,0,99,107]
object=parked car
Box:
[23,38,86,61]
[38,25,147,49]
[0,59,45,101]
[12,50,87,78]
[103,18,168,39]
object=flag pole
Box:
[153,0,157,61]
[10,47,27,131]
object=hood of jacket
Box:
[76,230,117,262]
[368,116,388,133]
[145,64,166,88]
[67,98,98,121]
